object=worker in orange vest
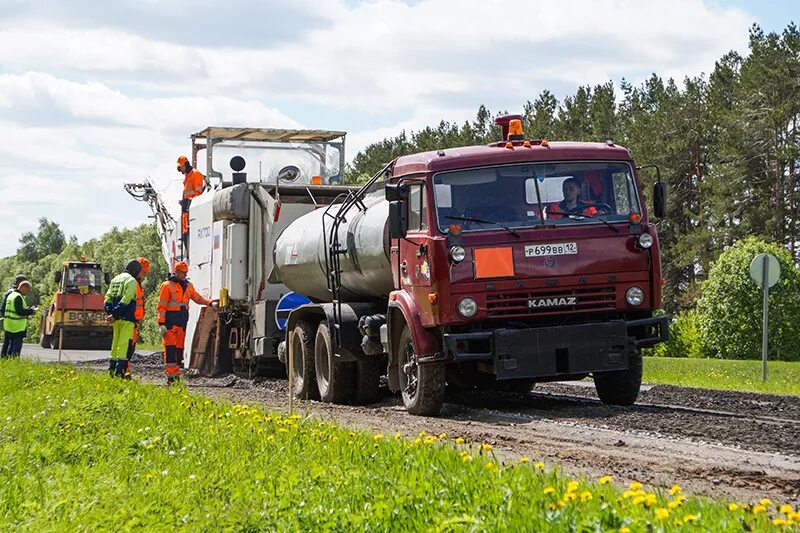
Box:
[177,155,205,257]
[157,260,215,384]
[125,256,150,378]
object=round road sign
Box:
[749,253,780,288]
[275,292,312,331]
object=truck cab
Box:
[384,116,669,412]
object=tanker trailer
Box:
[272,186,393,404]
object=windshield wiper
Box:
[546,211,620,233]
[445,215,520,238]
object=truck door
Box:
[398,182,435,324]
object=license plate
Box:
[525,242,578,257]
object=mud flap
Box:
[190,307,228,376]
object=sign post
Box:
[749,253,780,382]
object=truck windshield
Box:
[433,162,641,233]
[65,267,103,293]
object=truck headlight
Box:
[457,297,478,318]
[625,286,645,306]
[450,246,467,263]
[637,233,653,249]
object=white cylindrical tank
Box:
[273,192,393,302]
[225,223,248,300]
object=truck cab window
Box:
[408,184,428,232]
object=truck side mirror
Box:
[388,201,408,239]
[653,182,667,219]
[54,271,62,284]
[104,272,111,285]
[385,183,409,202]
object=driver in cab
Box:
[546,177,599,219]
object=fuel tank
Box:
[273,193,393,302]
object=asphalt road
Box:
[21,343,108,363]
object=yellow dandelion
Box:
[683,514,697,523]
[644,493,657,507]
[728,503,739,512]
[580,491,593,502]
[669,485,682,495]
[543,487,556,495]
[655,508,669,520]
[753,505,767,515]
[773,518,788,527]
[461,454,472,463]
[439,432,447,439]
[619,527,631,533]
[485,462,494,470]
[629,481,642,491]
[780,504,794,515]
[623,490,636,499]
[564,492,577,502]
[566,481,579,493]
[760,498,773,507]
[519,456,530,463]
[479,443,493,453]
[455,437,465,444]
[668,501,681,510]
[394,432,402,440]
[632,496,645,506]
[555,500,565,509]
[599,475,613,485]
[373,433,383,441]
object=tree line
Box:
[349,23,800,316]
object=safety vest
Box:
[104,272,138,322]
[3,291,28,333]
[134,282,145,322]
[157,279,209,327]
[183,169,205,199]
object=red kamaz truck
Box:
[275,115,669,416]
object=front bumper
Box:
[442,316,669,380]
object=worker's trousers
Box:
[125,325,139,378]
[1,331,24,357]
[109,320,135,378]
[163,325,186,382]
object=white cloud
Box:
[0,0,757,256]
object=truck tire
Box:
[314,322,354,404]
[289,321,319,400]
[39,330,51,348]
[593,351,643,406]
[354,358,382,405]
[49,329,61,350]
[398,326,444,416]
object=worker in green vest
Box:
[0,274,28,356]
[104,260,143,378]
[2,280,36,357]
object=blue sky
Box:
[0,0,795,258]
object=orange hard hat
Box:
[137,257,151,274]
[174,261,189,273]
[177,155,189,166]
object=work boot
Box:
[167,375,175,386]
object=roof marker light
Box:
[523,140,532,148]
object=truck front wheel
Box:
[398,326,444,416]
[593,351,643,406]
[289,321,319,400]
[314,322,354,404]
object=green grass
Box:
[0,360,796,531]
[644,356,800,396]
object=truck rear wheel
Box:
[593,351,643,406]
[314,322,354,404]
[39,330,51,348]
[290,321,319,400]
[398,326,444,416]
